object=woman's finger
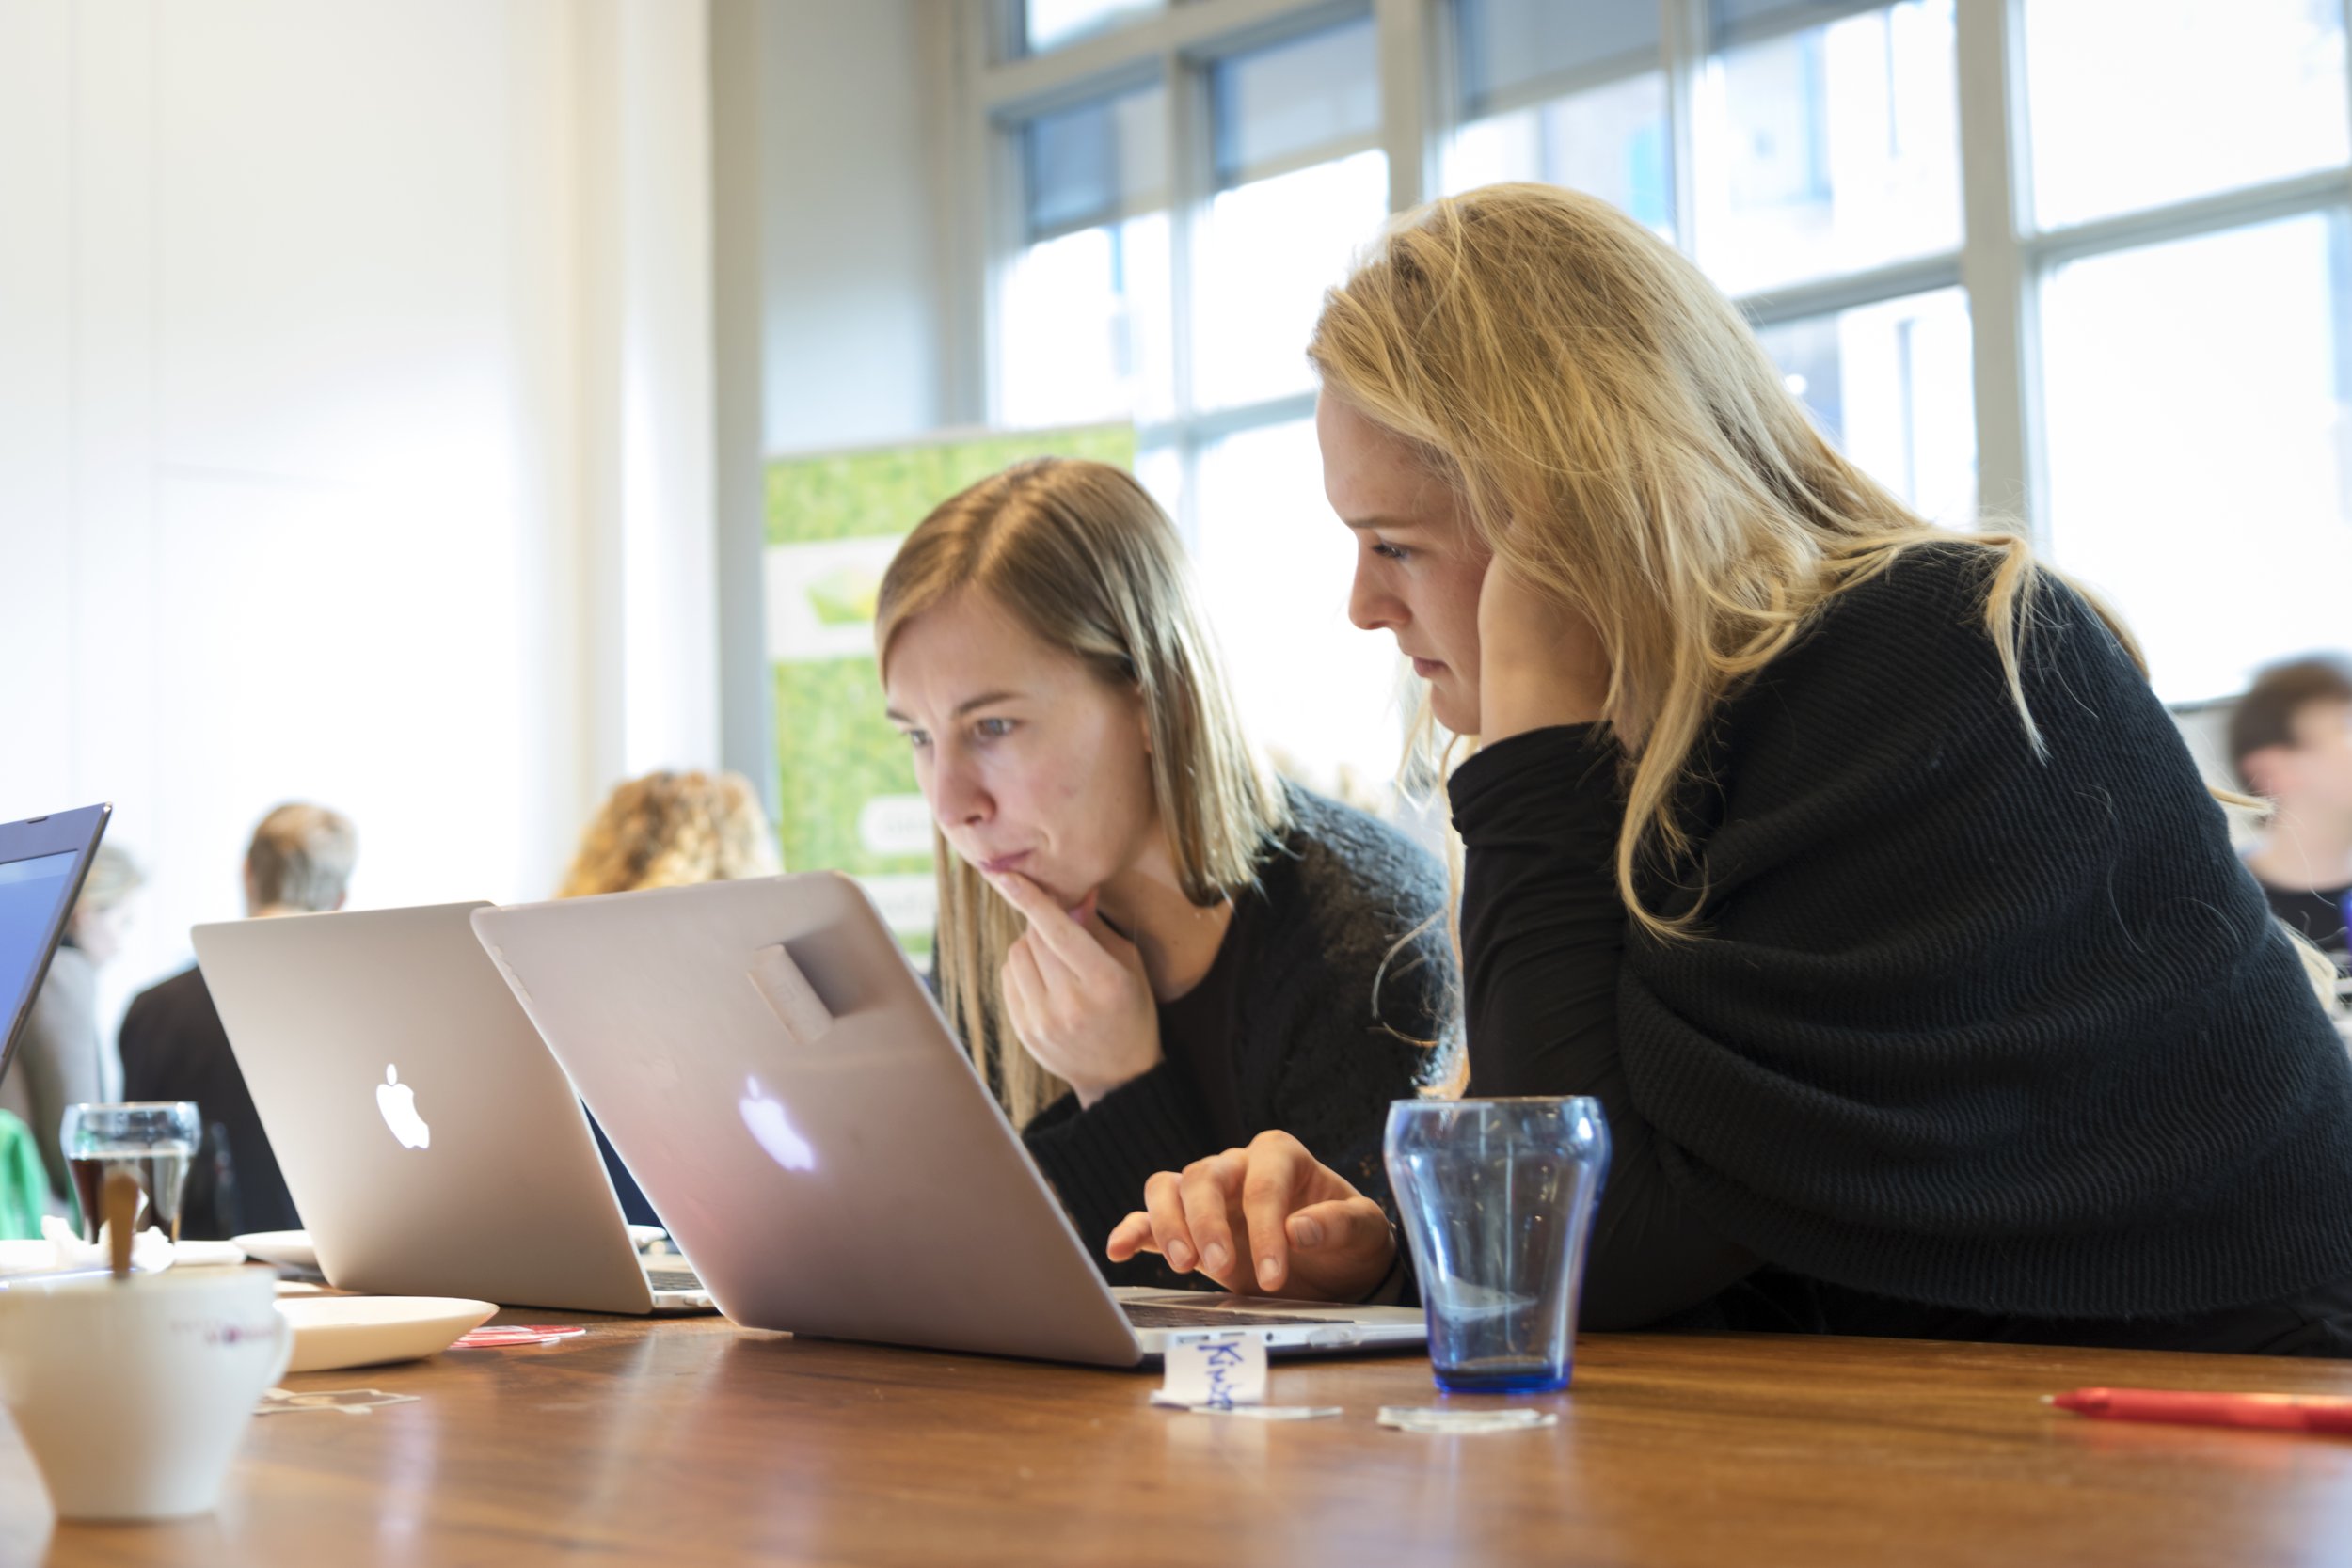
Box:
[1238,1135,1319,1292]
[987,871,1107,978]
[1104,1210,1159,1263]
[1284,1196,1391,1258]
[999,937,1047,1045]
[1139,1169,1196,1274]
[1177,1152,1250,1291]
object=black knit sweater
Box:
[1454,543,2352,1324]
[1024,785,1454,1282]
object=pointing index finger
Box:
[985,871,1100,970]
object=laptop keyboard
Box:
[646,1266,706,1293]
[1122,1303,1348,1329]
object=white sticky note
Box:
[1150,1333,1269,1410]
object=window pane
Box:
[1003,86,1171,428]
[1211,20,1379,185]
[1456,0,1659,116]
[1024,0,1160,55]
[999,213,1172,428]
[2025,0,2349,230]
[2042,214,2352,703]
[1442,72,1674,238]
[1753,288,1977,523]
[1025,87,1166,240]
[1695,0,1960,294]
[1192,420,1406,802]
[1193,150,1388,410]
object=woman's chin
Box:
[1429,689,1479,736]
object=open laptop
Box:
[470,874,1426,1368]
[191,902,712,1314]
[0,802,111,1085]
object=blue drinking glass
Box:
[1384,1097,1611,1394]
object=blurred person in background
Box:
[2233,655,2352,999]
[0,843,143,1210]
[120,802,356,1239]
[559,769,782,1224]
[559,770,781,898]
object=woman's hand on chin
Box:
[1104,1131,1397,1301]
[1475,555,1612,740]
[991,870,1161,1108]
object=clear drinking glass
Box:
[1385,1097,1611,1394]
[59,1102,201,1243]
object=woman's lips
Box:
[978,850,1032,877]
[1410,657,1446,679]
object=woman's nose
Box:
[930,751,993,829]
[1348,565,1401,633]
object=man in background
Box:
[120,802,358,1239]
[2232,656,2352,996]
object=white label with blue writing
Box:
[1150,1332,1269,1410]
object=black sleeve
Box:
[1451,725,1761,1329]
[1021,1065,1216,1259]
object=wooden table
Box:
[12,1307,2352,1567]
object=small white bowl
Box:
[231,1229,318,1273]
[275,1294,496,1373]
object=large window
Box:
[995,16,1402,802]
[977,0,2352,760]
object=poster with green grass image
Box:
[767,423,1137,956]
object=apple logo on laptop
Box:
[376,1064,431,1150]
[739,1075,814,1172]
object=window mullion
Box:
[1167,42,1207,546]
[1661,0,1706,257]
[1375,0,1431,211]
[1954,0,2036,540]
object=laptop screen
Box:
[0,849,84,1032]
[0,803,110,1080]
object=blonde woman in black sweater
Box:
[1108,183,2352,1352]
[877,458,1453,1281]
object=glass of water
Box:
[1385,1097,1611,1394]
[59,1102,201,1243]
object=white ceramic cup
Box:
[0,1266,293,1521]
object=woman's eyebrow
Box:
[953,689,1022,717]
[1342,514,1426,531]
[884,689,1024,726]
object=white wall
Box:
[0,0,720,1036]
[759,0,953,451]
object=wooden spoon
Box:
[103,1170,138,1280]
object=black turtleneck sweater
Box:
[1454,544,2352,1348]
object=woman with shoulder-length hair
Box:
[1109,182,2352,1353]
[877,457,1454,1287]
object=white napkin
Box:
[39,1215,176,1274]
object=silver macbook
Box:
[192,902,712,1314]
[469,874,1426,1368]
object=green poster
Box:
[766,424,1137,955]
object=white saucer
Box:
[232,1229,318,1273]
[275,1294,497,1373]
[171,1239,248,1269]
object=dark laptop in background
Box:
[0,803,111,1082]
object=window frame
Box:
[959,0,2352,564]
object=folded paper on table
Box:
[1151,1334,1269,1410]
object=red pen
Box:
[2049,1386,2352,1434]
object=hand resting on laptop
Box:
[1105,1129,1396,1301]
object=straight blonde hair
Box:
[875,458,1289,1126]
[1310,182,2125,942]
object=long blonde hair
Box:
[876,459,1289,1125]
[559,770,780,897]
[1310,182,2122,940]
